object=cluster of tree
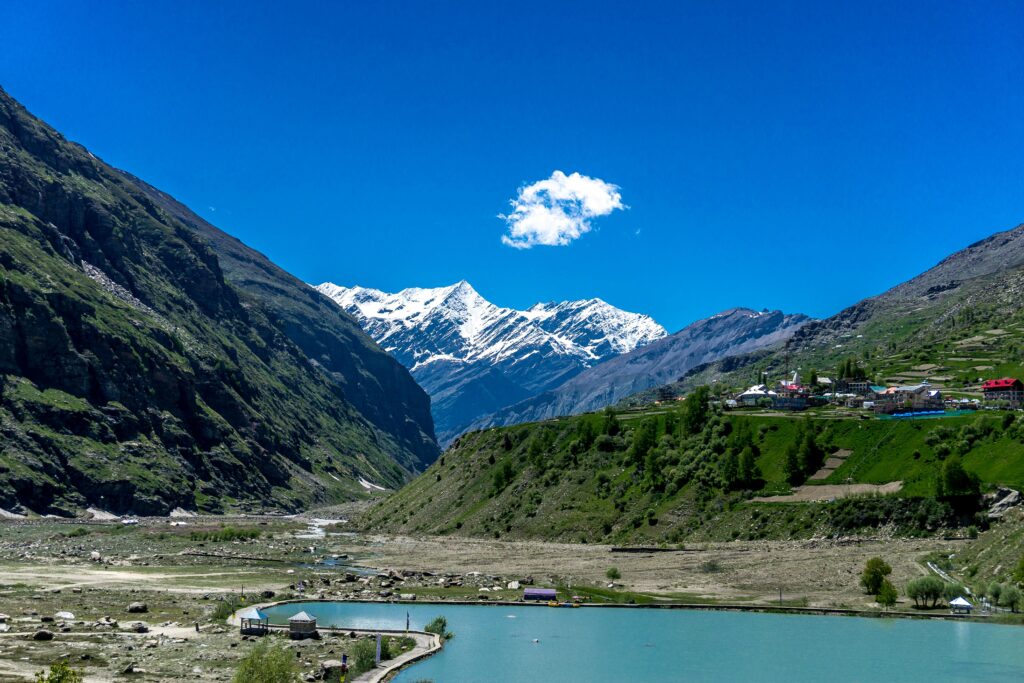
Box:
[925,416,1013,466]
[836,357,867,380]
[906,576,945,609]
[983,582,1022,613]
[782,420,825,486]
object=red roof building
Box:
[981,378,1023,406]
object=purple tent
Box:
[524,588,557,601]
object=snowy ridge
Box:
[316,281,666,370]
[315,280,666,444]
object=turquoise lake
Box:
[264,601,1024,682]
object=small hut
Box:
[523,588,557,602]
[238,607,268,636]
[288,611,318,640]
[949,597,973,615]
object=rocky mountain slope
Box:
[0,86,437,516]
[317,281,666,443]
[667,222,1024,395]
[470,308,810,430]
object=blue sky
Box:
[2,1,1022,332]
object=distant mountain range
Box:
[318,282,812,444]
[317,281,666,443]
[662,222,1024,400]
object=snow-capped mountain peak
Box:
[315,281,667,442]
[317,282,666,367]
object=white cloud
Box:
[500,170,625,249]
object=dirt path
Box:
[752,481,903,503]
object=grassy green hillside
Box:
[360,400,1024,543]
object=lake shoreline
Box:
[252,595,1017,628]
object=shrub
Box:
[424,615,453,640]
[35,662,83,683]
[877,580,898,609]
[606,567,621,581]
[190,526,261,543]
[233,639,298,683]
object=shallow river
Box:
[264,601,1024,682]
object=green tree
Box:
[606,567,621,581]
[906,576,944,609]
[720,450,739,489]
[602,408,621,436]
[783,445,802,486]
[681,386,712,435]
[1003,585,1022,613]
[233,639,298,683]
[1013,556,1024,586]
[577,420,596,450]
[35,662,83,683]
[491,460,515,493]
[738,446,761,489]
[877,579,898,609]
[626,417,658,469]
[860,557,893,595]
[989,582,1004,606]
[942,582,967,602]
[938,456,979,497]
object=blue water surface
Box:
[263,601,1024,682]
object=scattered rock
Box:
[127,602,148,613]
[33,629,54,641]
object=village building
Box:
[836,378,874,395]
[874,383,943,415]
[981,378,1024,407]
[736,385,776,406]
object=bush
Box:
[606,567,621,581]
[35,662,83,683]
[877,580,898,609]
[233,639,298,683]
[351,640,379,677]
[212,594,248,622]
[190,526,261,543]
[424,615,453,640]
